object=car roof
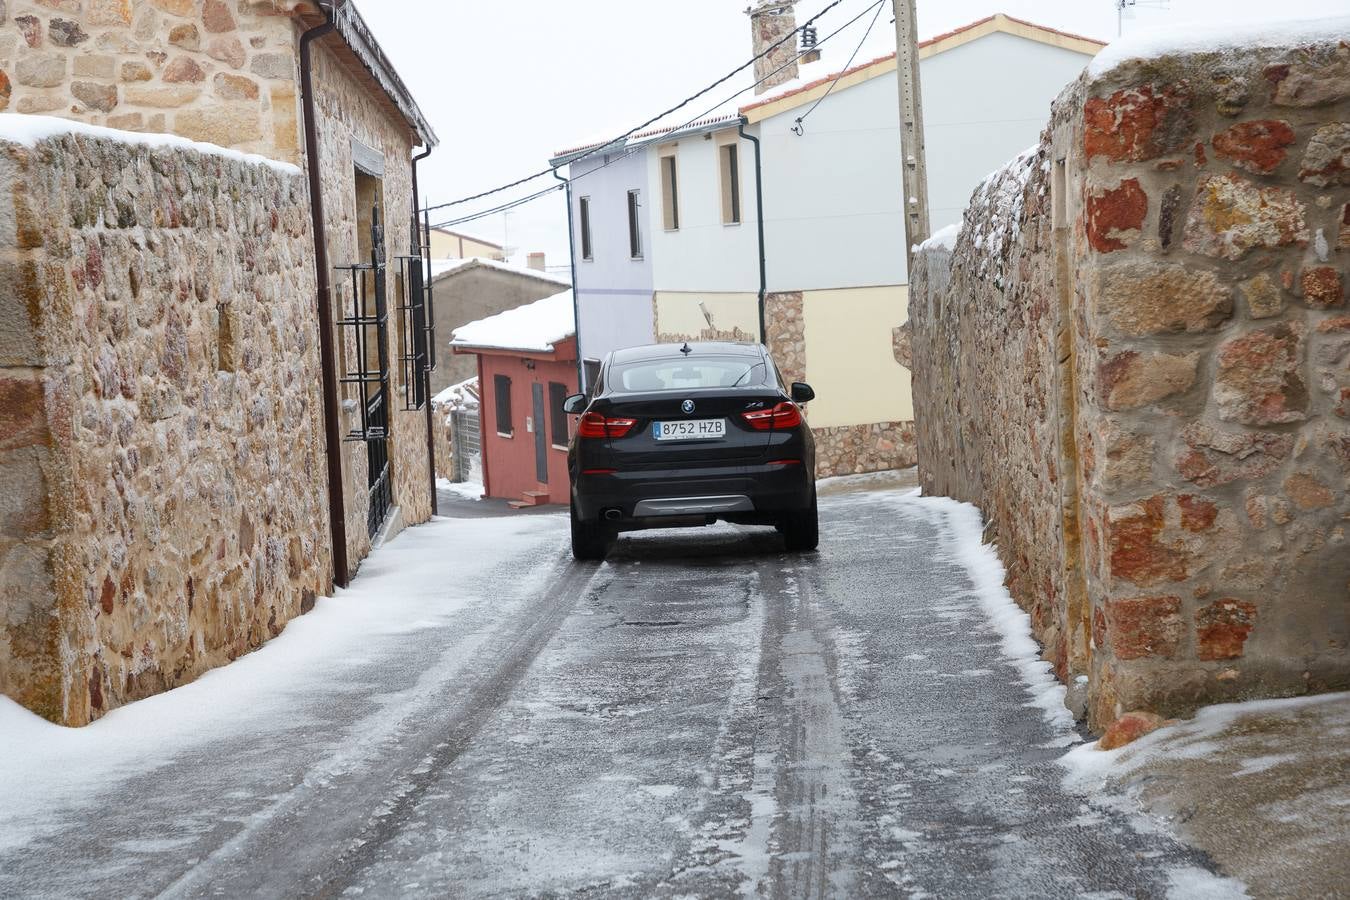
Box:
[608,341,764,365]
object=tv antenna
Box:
[1115,0,1169,37]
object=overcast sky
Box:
[358,0,1338,269]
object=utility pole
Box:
[893,0,929,271]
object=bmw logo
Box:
[681,399,695,415]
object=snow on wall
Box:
[910,25,1350,731]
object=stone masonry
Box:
[911,34,1350,731]
[1,0,303,162]
[0,128,328,725]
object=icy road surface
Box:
[0,486,1236,898]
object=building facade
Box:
[552,13,1103,477]
[0,0,439,725]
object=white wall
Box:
[921,32,1093,231]
[755,73,908,292]
[646,134,760,293]
[569,149,655,363]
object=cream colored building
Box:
[427,227,506,261]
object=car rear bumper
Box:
[574,461,812,523]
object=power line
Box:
[429,0,887,232]
[421,0,855,216]
[790,0,885,135]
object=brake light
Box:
[741,401,803,431]
[768,459,802,466]
[578,412,637,439]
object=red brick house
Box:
[450,291,578,507]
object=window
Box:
[548,381,569,448]
[660,152,679,231]
[579,196,593,261]
[720,143,741,225]
[494,373,512,436]
[627,189,642,259]
[610,357,766,392]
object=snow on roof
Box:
[432,375,480,410]
[0,114,302,175]
[430,256,571,286]
[450,289,575,354]
[1088,14,1350,78]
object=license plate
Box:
[653,418,726,441]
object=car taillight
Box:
[578,412,637,439]
[741,401,803,431]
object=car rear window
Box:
[610,356,765,392]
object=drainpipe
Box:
[412,146,437,516]
[552,167,584,390]
[299,13,350,588]
[739,118,768,346]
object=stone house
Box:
[550,9,1103,478]
[426,226,504,263]
[909,23,1349,730]
[0,0,440,725]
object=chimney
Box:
[526,251,546,271]
[747,2,799,95]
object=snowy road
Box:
[0,485,1233,898]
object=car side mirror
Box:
[562,393,588,415]
[790,382,815,404]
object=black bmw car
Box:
[562,341,818,560]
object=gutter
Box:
[738,118,768,345]
[413,146,437,516]
[552,167,584,389]
[299,13,350,587]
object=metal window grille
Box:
[336,204,393,538]
[395,207,436,411]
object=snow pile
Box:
[432,376,479,411]
[1089,15,1350,77]
[901,493,1075,732]
[429,256,570,285]
[450,288,575,354]
[0,512,566,853]
[436,477,484,502]
[916,223,961,254]
[0,114,301,175]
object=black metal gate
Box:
[337,205,394,539]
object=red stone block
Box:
[1084,85,1194,163]
[1211,119,1295,174]
[1099,710,1166,749]
[1301,266,1344,309]
[1214,323,1309,425]
[0,376,50,452]
[1086,178,1148,252]
[1108,496,1194,586]
[1106,595,1184,659]
[1196,598,1257,661]
[1177,495,1218,532]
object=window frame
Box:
[493,373,513,437]
[627,189,643,260]
[720,142,742,226]
[659,149,679,231]
[578,195,593,261]
[548,381,570,450]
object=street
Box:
[0,483,1234,899]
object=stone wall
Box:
[0,127,328,725]
[911,35,1350,730]
[310,38,432,573]
[0,0,303,163]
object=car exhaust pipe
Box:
[603,508,622,522]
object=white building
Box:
[552,11,1103,476]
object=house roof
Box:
[741,13,1105,121]
[551,12,1105,159]
[290,0,437,148]
[429,227,504,251]
[430,256,572,286]
[450,289,576,355]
